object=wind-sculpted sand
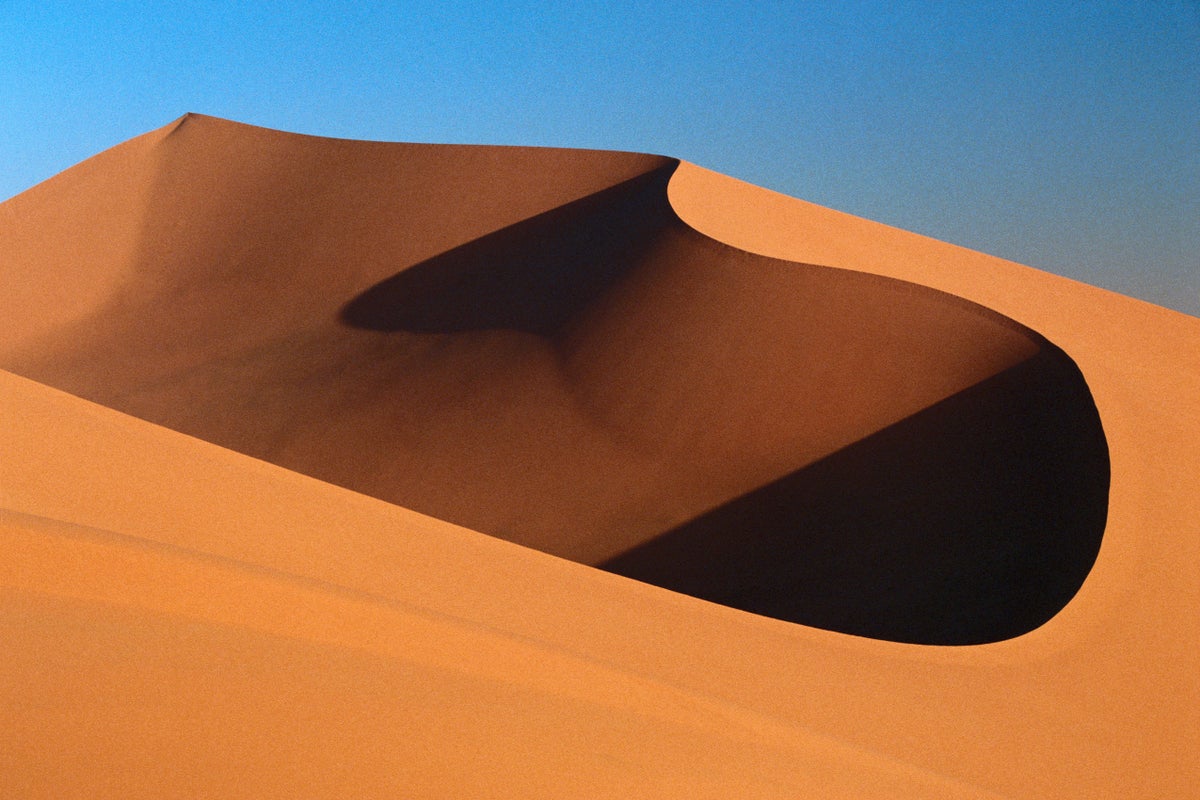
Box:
[2,115,1196,796]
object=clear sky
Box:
[3,1,1196,316]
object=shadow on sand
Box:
[339,151,1109,646]
[600,344,1109,645]
[341,163,678,337]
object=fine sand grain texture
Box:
[2,115,1197,797]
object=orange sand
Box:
[2,115,1197,796]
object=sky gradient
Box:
[3,1,1196,315]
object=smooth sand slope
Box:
[2,115,1197,796]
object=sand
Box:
[2,114,1197,796]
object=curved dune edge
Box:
[2,115,1198,796]
[0,114,1108,644]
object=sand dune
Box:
[2,115,1197,796]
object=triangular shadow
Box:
[340,162,680,337]
[600,343,1110,645]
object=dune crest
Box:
[2,115,1196,796]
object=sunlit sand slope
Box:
[1,371,1002,799]
[2,116,1197,796]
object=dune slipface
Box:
[2,116,1196,797]
[0,115,1107,644]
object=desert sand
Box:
[2,114,1197,796]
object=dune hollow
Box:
[0,113,1108,644]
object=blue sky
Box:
[3,1,1196,315]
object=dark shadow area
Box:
[600,343,1110,645]
[340,162,680,337]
